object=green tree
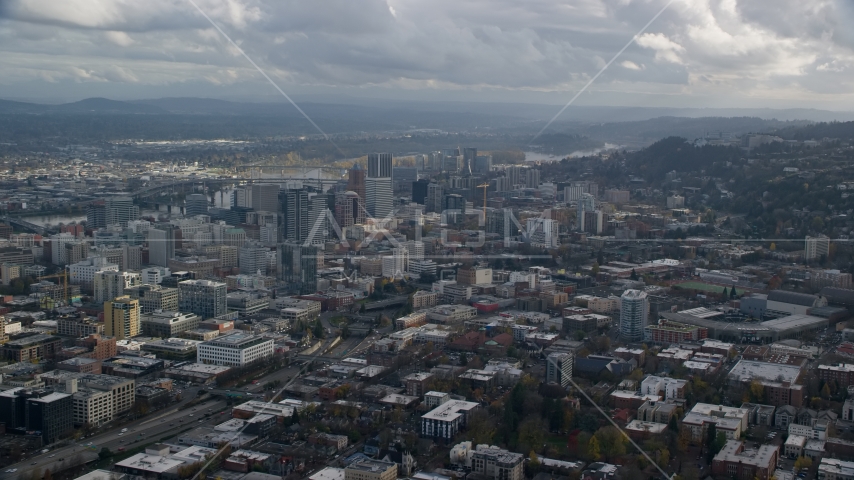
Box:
[98,447,112,460]
[722,287,729,297]
[630,269,638,280]
[668,415,679,432]
[795,456,813,471]
[594,426,627,460]
[460,352,468,366]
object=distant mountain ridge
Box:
[1,96,854,124]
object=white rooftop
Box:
[728,359,802,383]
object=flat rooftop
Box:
[714,440,778,467]
[728,359,802,383]
[115,454,183,474]
[421,399,479,422]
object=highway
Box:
[1,393,227,480]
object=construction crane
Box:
[477,182,490,220]
[37,270,69,305]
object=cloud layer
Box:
[1,0,853,108]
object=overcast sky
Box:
[1,0,853,110]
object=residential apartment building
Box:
[104,296,141,340]
[344,459,397,480]
[546,352,573,388]
[711,441,779,480]
[178,280,227,319]
[421,400,479,439]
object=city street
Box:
[0,395,227,480]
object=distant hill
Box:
[0,97,166,114]
[772,120,854,141]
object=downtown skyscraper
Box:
[366,153,393,219]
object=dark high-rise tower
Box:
[367,153,393,179]
[412,179,430,205]
[279,189,310,244]
[348,163,366,198]
[463,147,477,175]
[185,194,209,217]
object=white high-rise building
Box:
[546,352,573,388]
[564,185,585,202]
[382,247,408,278]
[50,233,76,266]
[366,177,393,219]
[526,217,559,248]
[405,240,425,270]
[620,289,648,342]
[805,235,830,261]
[69,256,119,291]
[140,267,170,285]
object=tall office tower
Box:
[104,296,141,340]
[50,233,76,266]
[525,169,541,188]
[463,147,477,175]
[178,279,227,319]
[0,390,73,444]
[233,187,251,208]
[367,153,393,179]
[280,189,310,244]
[185,194,209,217]
[473,155,493,174]
[279,242,318,295]
[365,153,393,220]
[347,163,366,199]
[620,289,648,342]
[576,193,602,233]
[260,224,278,246]
[252,184,280,213]
[526,217,559,248]
[335,191,362,229]
[93,271,141,304]
[104,197,139,227]
[148,226,176,267]
[443,194,466,225]
[805,235,830,261]
[404,240,425,262]
[506,166,525,188]
[307,192,331,245]
[366,177,393,219]
[87,200,107,229]
[546,352,574,388]
[426,183,444,213]
[239,243,269,275]
[412,179,430,204]
[443,154,463,173]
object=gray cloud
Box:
[1,0,853,109]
